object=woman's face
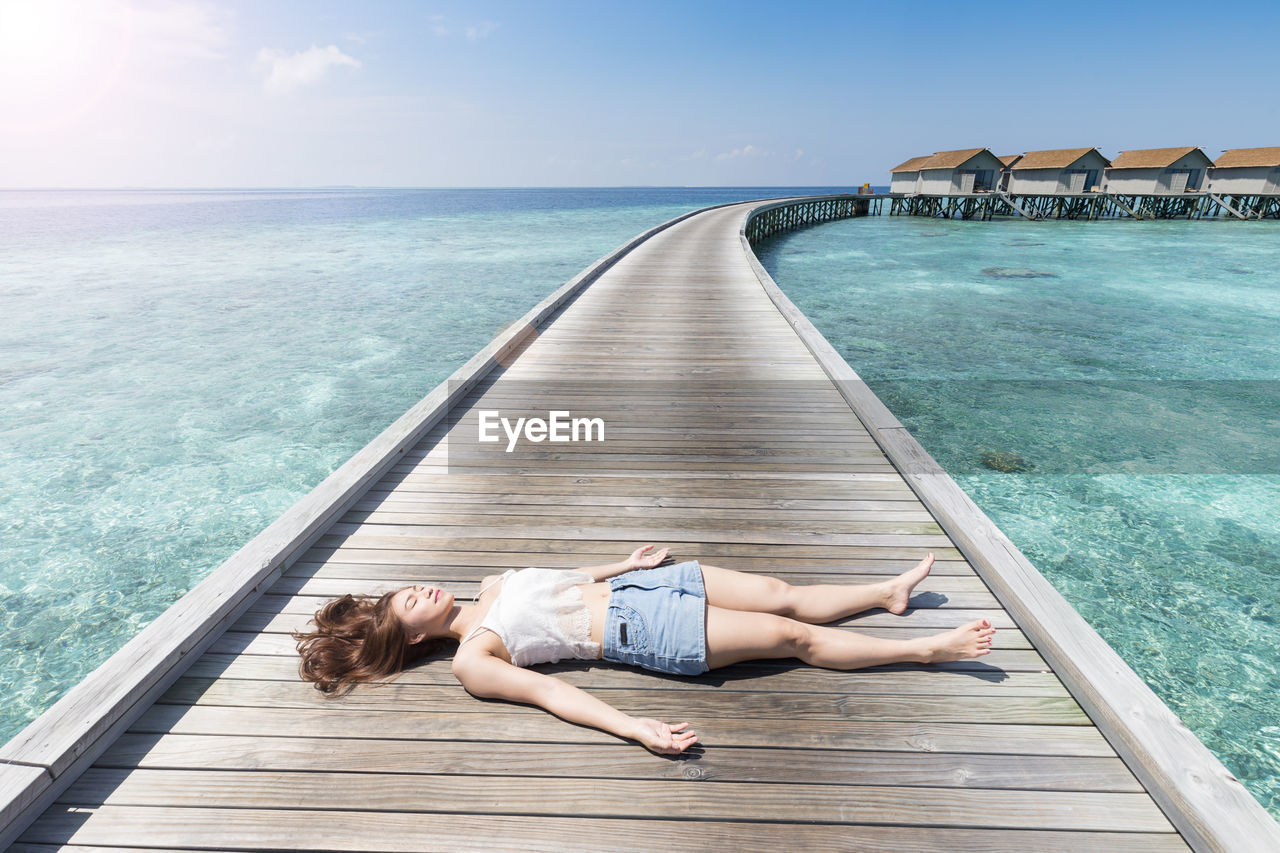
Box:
[390,585,454,644]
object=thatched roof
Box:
[918,148,991,170]
[1213,147,1280,169]
[889,155,932,173]
[1109,147,1207,169]
[1012,147,1110,170]
[998,154,1023,167]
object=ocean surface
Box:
[757,214,1280,817]
[1,189,1276,819]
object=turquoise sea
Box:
[1,189,1276,818]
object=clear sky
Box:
[3,0,1278,188]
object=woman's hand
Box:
[631,718,698,754]
[626,544,670,570]
[581,545,670,582]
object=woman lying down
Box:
[295,545,994,754]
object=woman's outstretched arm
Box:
[578,544,670,582]
[452,651,696,754]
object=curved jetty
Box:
[4,197,1279,851]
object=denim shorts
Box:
[602,560,708,676]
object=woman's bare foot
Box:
[882,553,934,615]
[919,618,995,662]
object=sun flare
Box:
[0,1,77,68]
[0,0,133,132]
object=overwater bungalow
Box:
[888,155,930,193]
[1007,147,1110,195]
[1105,147,1212,194]
[916,148,1004,194]
[1208,147,1280,195]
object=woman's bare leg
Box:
[704,604,994,671]
[698,554,934,623]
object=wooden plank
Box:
[401,458,906,474]
[319,527,958,549]
[348,500,932,521]
[339,510,944,537]
[158,677,1091,724]
[16,807,1192,852]
[95,733,1142,791]
[287,549,979,574]
[53,769,1175,832]
[351,492,936,511]
[355,489,921,502]
[388,469,915,486]
[307,538,967,563]
[304,540,962,560]
[292,541,964,560]
[129,704,1115,756]
[372,482,922,500]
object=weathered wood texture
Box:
[9,197,1219,851]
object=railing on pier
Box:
[743,194,875,244]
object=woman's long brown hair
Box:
[293,590,439,694]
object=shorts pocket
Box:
[612,604,649,657]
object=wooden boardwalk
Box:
[7,199,1276,850]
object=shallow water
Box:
[758,214,1280,816]
[0,186,848,744]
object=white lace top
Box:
[460,567,600,666]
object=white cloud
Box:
[256,44,361,95]
[465,21,498,40]
[714,144,764,161]
[430,17,499,40]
